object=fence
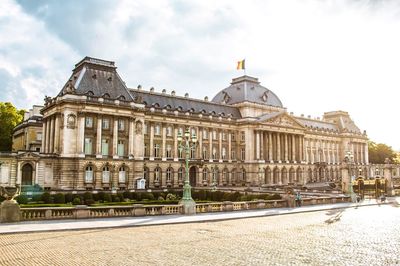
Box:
[18,196,350,222]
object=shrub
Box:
[53,193,65,204]
[117,193,124,201]
[0,195,5,203]
[83,192,93,201]
[142,192,154,200]
[32,194,42,202]
[97,192,105,202]
[41,192,53,204]
[157,196,165,201]
[85,199,95,205]
[123,191,132,200]
[113,196,120,202]
[103,193,112,202]
[65,193,74,203]
[16,194,29,204]
[166,193,177,201]
[72,197,81,205]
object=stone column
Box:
[128,119,134,158]
[77,115,85,156]
[41,120,46,153]
[162,124,167,159]
[260,131,264,160]
[113,118,118,158]
[219,130,222,160]
[284,134,288,162]
[149,123,154,158]
[49,116,55,153]
[173,127,178,159]
[268,132,273,162]
[45,118,51,153]
[228,130,232,160]
[54,115,60,153]
[209,130,212,160]
[292,135,296,162]
[360,143,364,164]
[199,127,203,159]
[364,143,369,164]
[277,133,281,162]
[35,162,39,184]
[310,140,314,163]
[255,130,260,160]
[16,162,21,185]
[96,117,102,158]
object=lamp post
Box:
[344,151,357,202]
[177,128,197,214]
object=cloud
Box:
[2,0,400,150]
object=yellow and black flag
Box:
[237,59,245,70]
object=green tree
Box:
[0,102,25,151]
[368,141,396,164]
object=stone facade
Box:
[0,57,375,191]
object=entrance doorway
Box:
[189,166,197,187]
[21,163,33,186]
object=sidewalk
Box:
[0,198,395,234]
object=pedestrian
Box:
[295,192,302,207]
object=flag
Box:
[237,59,245,70]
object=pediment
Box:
[16,151,41,159]
[258,112,304,129]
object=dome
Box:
[211,76,283,107]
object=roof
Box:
[129,90,242,119]
[57,57,133,101]
[296,117,339,131]
[211,75,283,107]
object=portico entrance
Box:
[21,163,33,186]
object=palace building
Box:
[0,57,370,191]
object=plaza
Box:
[0,200,399,266]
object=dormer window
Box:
[87,91,94,96]
[261,91,268,102]
[118,95,126,101]
[103,93,110,99]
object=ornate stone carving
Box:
[66,114,76,129]
[136,121,143,134]
[269,116,296,127]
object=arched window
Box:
[118,95,126,101]
[119,166,126,183]
[240,168,246,182]
[102,166,110,183]
[166,168,173,182]
[178,167,184,182]
[154,167,161,182]
[231,168,237,183]
[85,166,93,183]
[202,168,208,181]
[223,168,229,184]
[212,168,219,185]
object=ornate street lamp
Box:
[177,128,197,214]
[344,151,357,202]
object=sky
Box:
[1,0,400,150]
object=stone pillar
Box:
[149,123,154,158]
[219,130,222,160]
[360,143,364,164]
[364,143,369,164]
[41,120,46,153]
[54,115,60,153]
[209,130,212,160]
[16,162,21,185]
[284,134,288,162]
[162,124,167,159]
[260,131,264,160]
[77,115,85,156]
[35,162,39,184]
[268,132,273,162]
[113,119,119,159]
[45,118,51,153]
[96,117,102,158]
[255,130,260,160]
[49,116,55,153]
[384,164,394,196]
[173,127,178,159]
[277,133,281,162]
[199,127,203,159]
[128,119,134,158]
[292,135,296,162]
[341,163,351,194]
[228,130,232,160]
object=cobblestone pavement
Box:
[1,203,399,266]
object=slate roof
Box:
[211,76,283,107]
[129,90,242,119]
[296,118,339,131]
[58,57,133,101]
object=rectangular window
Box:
[231,150,236,160]
[240,131,245,141]
[144,123,148,135]
[202,148,208,159]
[118,170,126,183]
[155,125,161,135]
[144,143,149,157]
[166,144,172,158]
[178,127,183,135]
[102,119,109,130]
[241,148,246,161]
[117,140,124,157]
[84,138,92,155]
[231,133,236,141]
[222,132,226,141]
[118,119,125,131]
[85,117,93,128]
[36,132,42,141]
[212,130,217,140]
[203,129,208,139]
[102,170,110,183]
[154,144,160,157]
[85,170,93,183]
[166,126,172,137]
[222,147,226,159]
[101,139,109,156]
